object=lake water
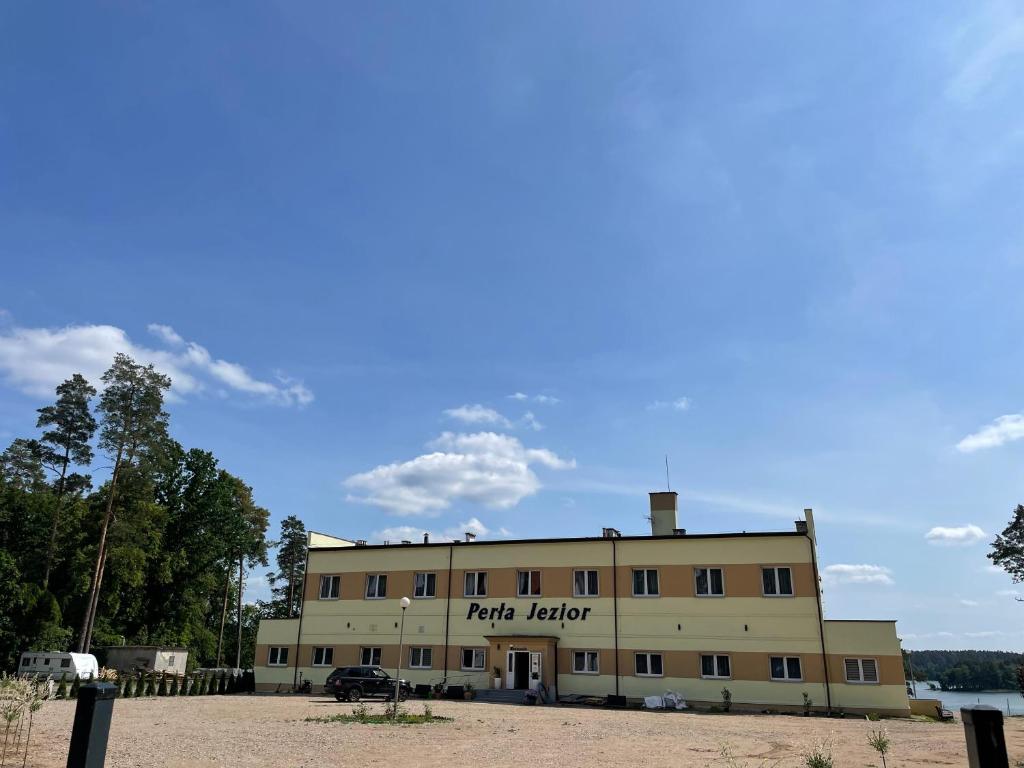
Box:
[912,682,1024,716]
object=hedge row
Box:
[55,670,246,699]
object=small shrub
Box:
[721,687,732,713]
[124,676,135,698]
[423,703,433,721]
[867,728,890,768]
[70,675,81,699]
[803,735,834,768]
[56,673,69,699]
[866,712,880,722]
[168,676,179,696]
[802,691,813,716]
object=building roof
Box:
[310,529,805,552]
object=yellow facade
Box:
[255,498,910,716]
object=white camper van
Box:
[18,651,99,680]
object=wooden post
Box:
[66,683,117,768]
[962,705,1009,768]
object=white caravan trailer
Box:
[18,651,99,680]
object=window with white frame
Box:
[312,647,334,666]
[700,654,731,679]
[410,647,432,669]
[762,566,794,596]
[464,571,487,597]
[572,650,599,674]
[632,568,660,596]
[517,570,542,597]
[365,573,387,599]
[319,574,340,599]
[461,648,486,670]
[267,647,289,666]
[414,572,436,598]
[573,569,599,597]
[844,658,879,684]
[360,647,382,666]
[694,567,725,597]
[635,652,663,676]
[769,656,802,681]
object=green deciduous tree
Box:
[990,504,1024,583]
[36,374,97,589]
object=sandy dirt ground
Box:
[21,694,1024,767]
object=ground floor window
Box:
[410,647,432,669]
[312,647,333,666]
[700,654,731,679]
[572,651,599,674]
[634,652,663,677]
[360,647,382,666]
[268,647,289,666]
[462,648,486,670]
[769,656,802,681]
[844,657,878,683]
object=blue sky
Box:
[3,2,1024,650]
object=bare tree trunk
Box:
[216,563,231,667]
[287,560,296,618]
[235,556,244,669]
[78,455,121,653]
[42,447,71,590]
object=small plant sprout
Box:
[802,734,834,768]
[721,687,732,712]
[868,728,891,768]
[802,691,813,716]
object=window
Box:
[632,569,660,596]
[695,567,725,597]
[20,658,28,667]
[360,647,382,666]
[844,658,879,684]
[267,647,289,666]
[634,652,664,677]
[167,655,175,666]
[769,656,802,681]
[464,571,488,597]
[700,654,731,679]
[414,572,436,598]
[365,573,387,599]
[762,567,794,596]
[461,648,486,670]
[410,647,432,669]
[573,569,600,597]
[319,574,341,599]
[572,651,599,674]
[313,647,334,667]
[517,570,542,597]
[60,659,71,668]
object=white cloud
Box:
[647,397,691,412]
[959,599,980,607]
[957,414,1024,452]
[372,516,512,544]
[946,9,1024,105]
[520,411,543,431]
[507,392,560,405]
[821,563,894,586]
[925,524,987,546]
[444,404,512,428]
[344,431,576,515]
[0,321,313,406]
[997,589,1022,598]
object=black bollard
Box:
[961,705,1009,768]
[67,682,117,768]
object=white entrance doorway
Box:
[506,649,542,690]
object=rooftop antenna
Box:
[665,454,671,491]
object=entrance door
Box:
[509,651,530,690]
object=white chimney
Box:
[465,532,476,542]
[649,491,678,536]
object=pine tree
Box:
[78,354,171,653]
[36,374,97,589]
[267,516,307,618]
[0,439,47,491]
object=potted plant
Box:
[492,667,502,690]
[463,682,476,700]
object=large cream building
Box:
[255,493,910,716]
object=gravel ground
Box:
[22,694,1024,767]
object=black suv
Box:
[326,666,412,702]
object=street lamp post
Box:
[393,596,411,718]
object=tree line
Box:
[905,650,1024,691]
[0,353,309,672]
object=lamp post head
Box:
[400,596,411,609]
